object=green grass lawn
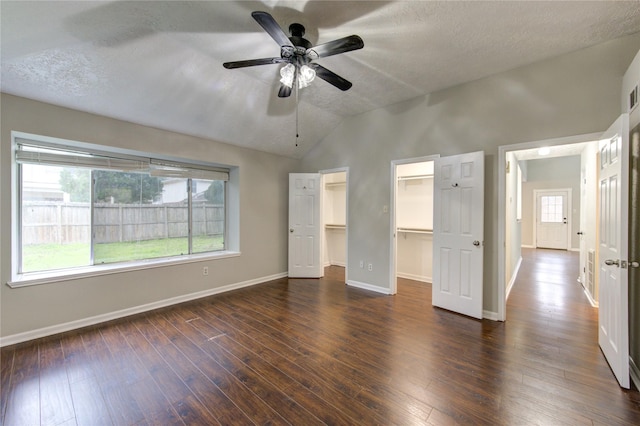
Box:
[22,236,224,273]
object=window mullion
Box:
[188,179,193,255]
[223,181,228,251]
[90,172,96,265]
[17,163,24,274]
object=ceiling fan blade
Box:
[308,35,363,59]
[309,64,353,91]
[252,11,293,48]
[223,57,289,69]
[278,84,292,98]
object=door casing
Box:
[389,155,439,294]
[498,132,602,321]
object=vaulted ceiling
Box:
[2,1,640,158]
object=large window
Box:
[15,134,229,276]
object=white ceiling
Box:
[2,1,640,159]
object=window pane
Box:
[192,179,225,253]
[21,164,91,272]
[93,171,188,264]
[540,195,563,223]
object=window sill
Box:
[7,251,241,288]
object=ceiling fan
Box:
[223,11,364,98]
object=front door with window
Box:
[535,190,569,250]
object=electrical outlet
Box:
[203,266,209,276]
[359,260,364,268]
[368,263,373,271]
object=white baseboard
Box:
[582,286,599,308]
[346,279,393,295]
[397,272,432,283]
[483,310,500,321]
[506,256,523,301]
[630,357,640,391]
[330,261,346,267]
[0,272,287,347]
[523,244,580,252]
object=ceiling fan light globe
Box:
[298,65,316,89]
[280,63,295,88]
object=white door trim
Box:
[497,132,602,321]
[533,188,572,250]
[389,155,440,294]
[320,167,349,283]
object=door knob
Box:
[473,240,480,247]
[631,261,640,268]
[577,231,584,235]
[290,228,294,233]
[605,259,620,267]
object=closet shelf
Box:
[325,224,346,230]
[397,227,433,234]
[325,182,346,189]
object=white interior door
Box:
[289,173,322,278]
[432,151,484,319]
[535,190,569,249]
[598,114,630,389]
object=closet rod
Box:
[397,174,433,181]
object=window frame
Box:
[10,131,240,288]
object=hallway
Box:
[505,248,640,424]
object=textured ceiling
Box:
[2,1,640,158]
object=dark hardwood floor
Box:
[3,248,640,425]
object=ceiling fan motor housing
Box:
[288,23,312,52]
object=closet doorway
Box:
[391,157,437,293]
[322,170,347,281]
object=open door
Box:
[289,173,322,278]
[432,151,484,319]
[598,114,630,388]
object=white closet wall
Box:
[397,162,434,283]
[323,172,346,267]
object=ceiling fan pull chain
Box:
[295,76,299,147]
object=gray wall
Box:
[0,94,297,338]
[300,33,640,315]
[521,156,582,249]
